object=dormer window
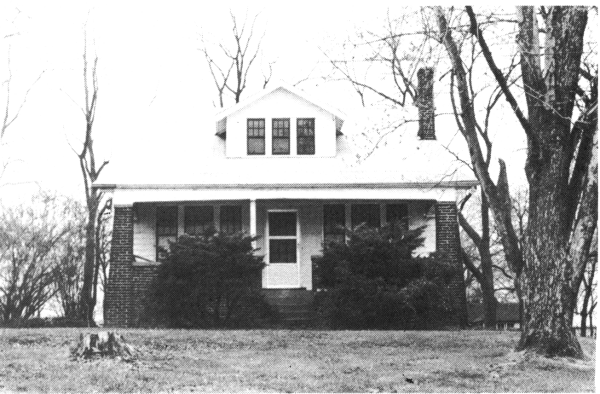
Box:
[272,118,290,155]
[297,118,315,155]
[247,118,265,155]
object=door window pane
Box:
[269,212,297,236]
[269,239,297,263]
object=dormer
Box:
[215,84,344,158]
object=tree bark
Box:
[459,192,497,327]
[514,6,588,358]
[80,191,98,325]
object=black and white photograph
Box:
[0,1,596,392]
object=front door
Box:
[265,210,300,288]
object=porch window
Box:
[323,204,345,244]
[156,206,178,261]
[272,118,290,155]
[184,206,214,235]
[247,118,265,155]
[351,204,380,229]
[220,205,242,234]
[268,211,297,263]
[386,203,409,232]
[297,118,315,155]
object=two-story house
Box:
[97,68,477,327]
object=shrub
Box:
[143,230,274,328]
[313,223,456,329]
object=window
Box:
[351,204,380,229]
[156,206,178,261]
[268,211,297,263]
[184,206,214,235]
[297,118,315,155]
[323,204,345,244]
[247,118,265,155]
[272,118,290,155]
[220,205,242,234]
[386,204,409,232]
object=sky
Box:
[0,1,539,206]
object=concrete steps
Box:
[261,289,315,326]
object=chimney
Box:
[417,67,436,140]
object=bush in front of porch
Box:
[313,223,455,329]
[142,231,274,328]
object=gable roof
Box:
[215,83,346,136]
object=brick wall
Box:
[105,205,161,327]
[105,206,134,327]
[436,202,467,327]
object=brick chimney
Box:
[417,67,436,140]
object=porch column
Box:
[249,199,257,249]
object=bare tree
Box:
[329,6,596,357]
[578,231,597,336]
[51,199,86,319]
[435,6,597,357]
[325,8,518,329]
[0,193,75,322]
[71,30,110,325]
[0,13,44,182]
[200,10,274,108]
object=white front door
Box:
[265,210,300,288]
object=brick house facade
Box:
[97,71,476,327]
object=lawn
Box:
[0,329,595,393]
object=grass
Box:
[0,328,595,392]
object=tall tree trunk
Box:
[580,301,589,337]
[81,191,98,325]
[479,193,497,328]
[514,6,588,358]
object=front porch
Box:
[130,199,438,290]
[105,193,466,327]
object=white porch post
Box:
[249,199,257,249]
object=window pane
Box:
[269,212,296,236]
[324,204,345,243]
[184,206,214,235]
[386,204,409,231]
[269,239,297,263]
[248,138,265,155]
[248,119,265,155]
[297,118,315,136]
[272,138,290,155]
[156,206,178,236]
[297,118,315,155]
[351,204,380,229]
[272,118,290,137]
[247,119,265,136]
[220,205,242,234]
[297,137,315,155]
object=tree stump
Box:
[70,331,136,361]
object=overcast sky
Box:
[0,1,539,205]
